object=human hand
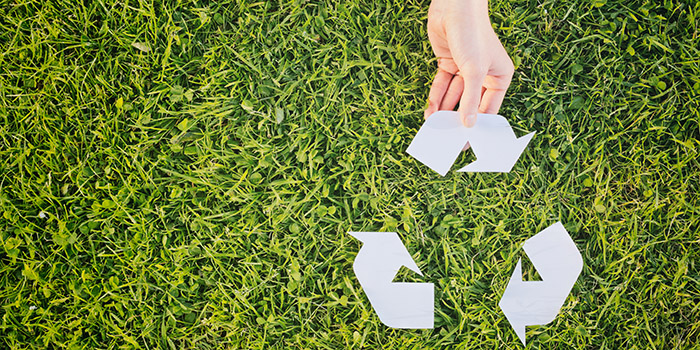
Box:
[424,0,514,127]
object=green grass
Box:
[1,0,699,348]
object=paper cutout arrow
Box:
[349,232,434,328]
[406,111,535,175]
[498,222,583,345]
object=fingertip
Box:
[424,104,435,120]
[461,113,477,128]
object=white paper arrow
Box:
[349,232,434,328]
[498,222,583,345]
[406,111,535,175]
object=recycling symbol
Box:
[350,112,583,345]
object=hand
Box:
[424,0,514,127]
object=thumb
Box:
[457,65,486,128]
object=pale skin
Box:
[424,0,514,127]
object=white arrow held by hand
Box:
[406,111,535,175]
[349,232,434,329]
[498,222,583,345]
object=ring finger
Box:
[439,74,464,112]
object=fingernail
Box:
[463,114,477,127]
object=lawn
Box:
[1,0,699,348]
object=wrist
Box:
[443,0,491,28]
[449,0,489,18]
